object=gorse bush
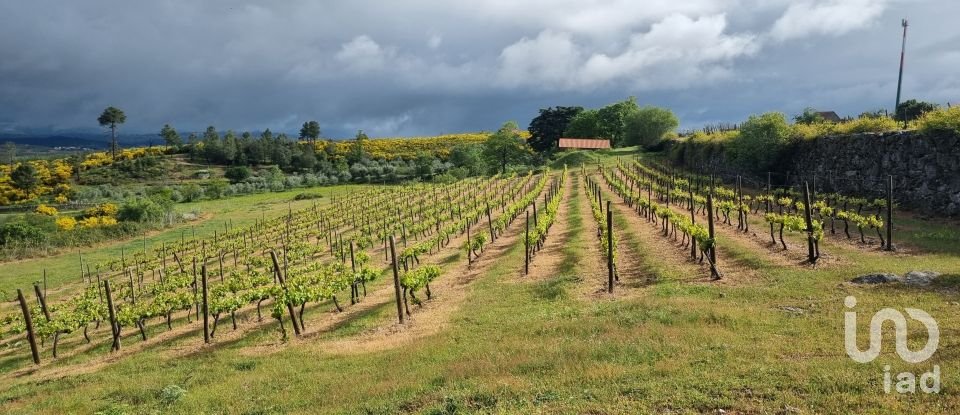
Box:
[34,204,58,216]
[669,111,913,170]
[790,116,900,140]
[834,116,900,134]
[915,106,960,136]
[55,216,77,231]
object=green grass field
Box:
[1,149,958,414]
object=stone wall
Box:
[670,130,960,216]
[791,131,960,216]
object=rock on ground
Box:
[903,271,941,286]
[851,273,900,284]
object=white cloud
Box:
[496,30,583,88]
[335,35,393,71]
[455,0,736,39]
[497,14,758,90]
[770,0,889,41]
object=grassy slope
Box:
[1,149,959,414]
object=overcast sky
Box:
[1,0,957,138]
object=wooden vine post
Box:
[192,257,199,319]
[486,205,494,241]
[16,289,41,364]
[467,222,472,265]
[104,280,120,351]
[802,182,817,264]
[270,251,302,336]
[389,236,405,324]
[202,265,210,344]
[349,241,357,304]
[597,187,602,214]
[524,210,530,275]
[33,283,51,322]
[706,193,720,280]
[689,186,697,259]
[606,200,614,293]
[886,175,894,251]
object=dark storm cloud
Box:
[0,0,956,137]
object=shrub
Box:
[448,166,470,180]
[834,116,899,134]
[0,222,46,245]
[623,106,679,148]
[35,204,58,216]
[224,166,252,183]
[896,99,938,122]
[79,216,118,228]
[915,106,960,136]
[180,183,204,202]
[84,203,118,218]
[293,192,323,201]
[158,384,187,405]
[433,172,457,184]
[118,198,168,222]
[726,112,791,173]
[56,216,77,231]
[205,180,229,199]
[790,122,837,141]
[284,175,303,188]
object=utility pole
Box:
[894,18,909,120]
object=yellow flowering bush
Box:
[56,216,77,231]
[0,145,165,206]
[84,203,118,218]
[52,159,73,182]
[78,216,118,228]
[833,116,900,134]
[316,132,529,161]
[79,146,167,169]
[35,204,58,216]
[915,106,960,136]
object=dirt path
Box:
[573,174,643,298]
[524,175,574,281]
[591,174,720,285]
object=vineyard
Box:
[0,148,958,414]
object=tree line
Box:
[527,97,679,153]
